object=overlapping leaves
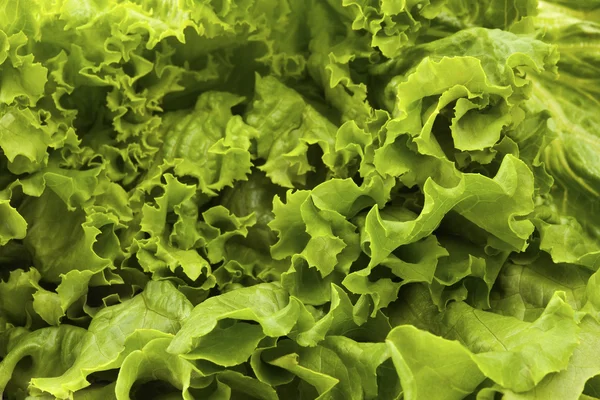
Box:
[0,0,599,399]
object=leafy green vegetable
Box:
[0,0,599,398]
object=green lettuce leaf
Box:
[29,281,192,398]
[0,0,599,398]
[387,324,485,400]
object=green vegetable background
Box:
[0,0,599,398]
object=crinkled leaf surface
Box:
[0,0,598,399]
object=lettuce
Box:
[0,0,599,398]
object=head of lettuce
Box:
[0,0,599,399]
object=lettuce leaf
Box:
[0,0,599,399]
